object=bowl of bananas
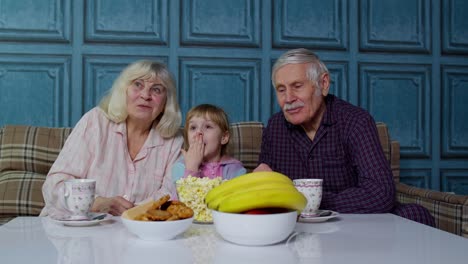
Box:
[206,171,307,246]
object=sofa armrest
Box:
[396,182,468,238]
[390,140,400,183]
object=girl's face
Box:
[187,115,229,162]
[126,77,167,126]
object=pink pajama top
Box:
[40,107,183,216]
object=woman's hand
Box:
[91,196,134,216]
[182,132,204,172]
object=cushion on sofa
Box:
[226,122,263,172]
[0,171,46,217]
[0,125,73,174]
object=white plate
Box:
[298,210,339,223]
[50,213,112,227]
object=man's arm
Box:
[255,119,274,172]
[253,163,273,172]
[320,116,395,213]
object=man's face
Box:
[274,63,329,127]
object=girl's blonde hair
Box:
[183,104,230,155]
[99,60,182,138]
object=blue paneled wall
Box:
[0,0,467,194]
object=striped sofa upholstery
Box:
[0,123,467,238]
[0,125,72,225]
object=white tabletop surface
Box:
[0,214,466,264]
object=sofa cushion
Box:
[227,122,264,172]
[0,171,46,217]
[0,125,73,174]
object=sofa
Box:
[1,123,467,237]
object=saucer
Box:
[50,213,112,227]
[297,210,339,223]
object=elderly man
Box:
[255,48,434,226]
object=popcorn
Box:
[176,176,223,222]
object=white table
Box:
[0,214,466,264]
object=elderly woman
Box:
[40,60,183,217]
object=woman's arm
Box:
[41,111,95,215]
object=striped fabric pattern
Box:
[0,126,72,220]
[0,125,72,174]
[0,171,46,216]
[226,121,263,172]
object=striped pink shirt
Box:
[40,107,183,216]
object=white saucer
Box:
[50,213,112,227]
[298,210,339,223]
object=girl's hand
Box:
[182,132,204,171]
[91,196,134,216]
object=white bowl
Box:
[121,216,193,241]
[212,210,297,246]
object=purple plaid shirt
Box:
[259,95,395,213]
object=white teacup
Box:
[293,179,323,218]
[64,179,96,220]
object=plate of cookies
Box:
[121,195,194,241]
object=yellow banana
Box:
[205,171,292,204]
[207,181,298,210]
[217,187,307,213]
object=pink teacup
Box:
[64,179,96,220]
[293,179,323,218]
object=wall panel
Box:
[0,56,70,126]
[0,0,71,42]
[273,0,347,50]
[441,169,468,194]
[359,64,431,158]
[400,169,431,189]
[360,0,430,53]
[179,58,261,122]
[442,0,468,54]
[181,0,260,47]
[85,0,168,44]
[441,65,468,157]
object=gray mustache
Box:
[283,102,305,111]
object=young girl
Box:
[171,104,246,181]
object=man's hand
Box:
[91,196,134,216]
[253,163,273,172]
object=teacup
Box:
[64,179,96,220]
[293,179,323,218]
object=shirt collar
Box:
[114,121,163,148]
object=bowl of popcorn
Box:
[121,195,194,241]
[176,176,223,223]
